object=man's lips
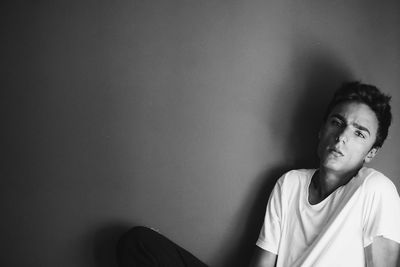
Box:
[328,147,344,157]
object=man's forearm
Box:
[248,246,277,267]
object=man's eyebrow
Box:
[330,113,371,136]
[330,114,345,122]
[353,123,370,136]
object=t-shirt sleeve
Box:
[362,173,400,247]
[255,176,284,254]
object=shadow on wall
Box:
[219,47,353,267]
[90,47,353,267]
[283,45,353,169]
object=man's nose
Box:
[335,128,349,143]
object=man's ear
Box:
[364,147,379,163]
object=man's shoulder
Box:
[356,167,398,195]
[277,168,316,187]
[281,168,316,178]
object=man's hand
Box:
[248,246,277,267]
[365,236,400,267]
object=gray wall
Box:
[2,1,400,266]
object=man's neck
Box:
[310,167,360,204]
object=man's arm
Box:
[365,236,400,267]
[248,246,277,267]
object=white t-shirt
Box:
[256,167,400,267]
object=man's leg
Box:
[116,226,208,267]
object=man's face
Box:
[317,101,379,174]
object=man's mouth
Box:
[329,147,344,157]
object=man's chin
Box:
[320,160,344,172]
[320,161,364,175]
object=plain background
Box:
[1,1,400,266]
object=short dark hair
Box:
[323,81,392,148]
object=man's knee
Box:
[118,226,158,248]
[116,226,160,266]
[116,226,207,267]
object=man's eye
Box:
[355,131,365,138]
[331,119,342,127]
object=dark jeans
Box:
[116,226,209,267]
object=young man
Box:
[250,81,400,266]
[117,82,400,267]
